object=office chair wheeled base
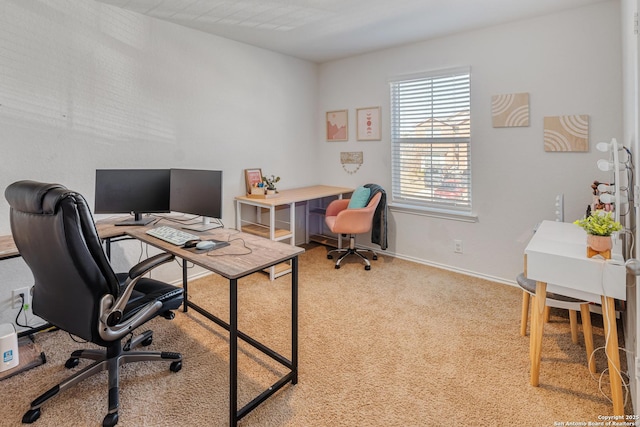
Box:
[22,329,182,427]
[327,235,378,270]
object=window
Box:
[390,67,471,214]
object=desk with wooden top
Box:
[0,234,18,260]
[524,220,627,415]
[235,185,353,279]
[3,218,304,426]
[1,221,132,262]
[128,224,303,426]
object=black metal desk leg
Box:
[230,278,238,426]
[292,256,298,384]
[182,260,188,313]
[105,238,111,260]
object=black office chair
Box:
[5,180,184,427]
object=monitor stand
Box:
[182,217,222,232]
[115,213,155,226]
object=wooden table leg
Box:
[520,291,530,336]
[569,310,579,344]
[530,281,547,387]
[580,303,596,374]
[601,296,625,416]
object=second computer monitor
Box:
[170,169,223,231]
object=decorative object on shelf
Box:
[262,174,280,194]
[543,115,589,152]
[573,209,623,259]
[340,151,363,175]
[356,106,381,140]
[244,168,263,195]
[326,110,348,141]
[491,93,529,127]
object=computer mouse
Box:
[183,239,201,248]
[196,240,216,250]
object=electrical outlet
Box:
[454,240,463,254]
[12,287,31,310]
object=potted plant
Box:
[573,210,623,257]
[262,174,280,195]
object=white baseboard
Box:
[356,244,518,288]
[175,244,519,289]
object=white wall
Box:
[0,0,319,327]
[317,1,623,284]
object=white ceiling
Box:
[96,0,609,63]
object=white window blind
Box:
[390,67,471,213]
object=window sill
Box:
[389,203,478,223]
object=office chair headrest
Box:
[5,180,69,215]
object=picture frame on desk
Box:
[244,168,263,195]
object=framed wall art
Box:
[543,115,589,152]
[491,93,529,127]
[356,107,381,140]
[244,168,263,194]
[326,110,348,141]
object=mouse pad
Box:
[184,239,230,253]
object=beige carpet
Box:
[1,243,630,426]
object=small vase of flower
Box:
[573,210,623,258]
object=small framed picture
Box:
[326,110,348,141]
[244,168,263,194]
[357,107,381,141]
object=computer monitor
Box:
[94,169,171,226]
[170,168,223,232]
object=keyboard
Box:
[145,226,200,246]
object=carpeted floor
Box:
[1,243,630,426]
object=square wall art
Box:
[491,93,529,127]
[543,115,589,152]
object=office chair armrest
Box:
[326,199,350,217]
[128,252,175,279]
[100,252,175,329]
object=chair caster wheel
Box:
[103,412,118,427]
[327,255,333,259]
[170,361,182,372]
[22,408,41,424]
[372,255,378,260]
[334,265,340,269]
[65,357,79,369]
[365,265,371,271]
[141,336,153,347]
[161,311,175,320]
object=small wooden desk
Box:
[235,185,353,279]
[524,220,627,415]
[127,226,304,426]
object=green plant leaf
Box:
[573,210,623,236]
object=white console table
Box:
[524,220,627,415]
